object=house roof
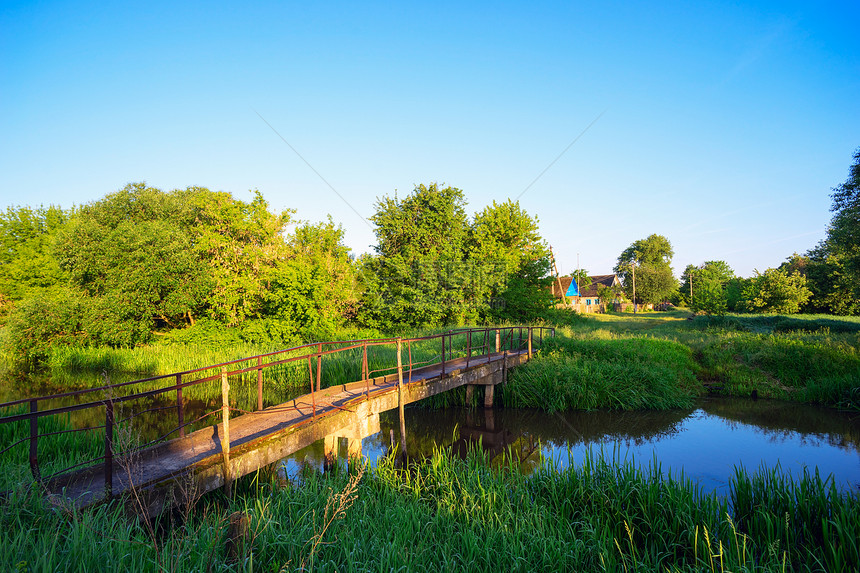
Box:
[551,274,619,299]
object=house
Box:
[551,274,621,313]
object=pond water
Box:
[281,397,860,494]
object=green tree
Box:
[614,234,678,306]
[359,189,553,328]
[740,268,812,314]
[680,260,735,314]
[804,245,859,315]
[828,148,860,276]
[53,184,214,343]
[801,149,860,314]
[264,218,360,339]
[0,205,68,301]
[361,183,471,327]
[190,187,294,324]
[468,200,552,321]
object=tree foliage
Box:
[680,260,735,315]
[359,186,552,328]
[54,184,215,338]
[0,205,68,301]
[800,149,860,315]
[614,234,678,305]
[2,184,359,357]
[740,268,812,314]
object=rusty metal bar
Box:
[104,400,114,498]
[466,330,471,368]
[528,327,533,358]
[257,356,264,411]
[396,338,406,456]
[363,342,369,398]
[441,334,446,376]
[316,343,323,393]
[408,340,413,384]
[221,366,232,497]
[307,356,316,419]
[29,399,40,483]
[176,373,185,438]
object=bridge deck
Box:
[48,350,525,510]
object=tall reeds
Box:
[2,446,856,572]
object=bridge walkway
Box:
[48,350,525,511]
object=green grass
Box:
[0,405,108,491]
[1,446,857,572]
[501,310,860,411]
[502,333,704,411]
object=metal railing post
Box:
[363,342,369,399]
[441,334,446,376]
[308,356,316,419]
[29,399,40,483]
[221,366,232,496]
[495,329,500,354]
[104,400,114,498]
[528,327,533,359]
[176,373,185,438]
[466,330,471,368]
[257,356,264,411]
[316,343,323,392]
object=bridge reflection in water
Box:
[294,399,859,494]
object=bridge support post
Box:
[323,435,337,472]
[484,383,494,408]
[465,385,474,405]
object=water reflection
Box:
[282,397,860,494]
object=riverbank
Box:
[6,310,856,413]
[502,310,860,411]
[2,447,857,572]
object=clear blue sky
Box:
[2,1,858,278]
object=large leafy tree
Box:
[680,260,735,314]
[360,188,553,328]
[802,148,860,314]
[362,183,471,327]
[53,184,214,344]
[740,267,812,314]
[614,234,678,305]
[468,200,553,320]
[190,187,294,325]
[264,218,360,339]
[0,205,68,301]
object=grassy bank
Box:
[2,447,857,572]
[502,310,860,411]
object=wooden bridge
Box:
[0,326,553,515]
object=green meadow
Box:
[1,311,859,571]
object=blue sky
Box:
[2,1,858,277]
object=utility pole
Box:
[632,263,636,314]
[550,247,567,305]
[689,268,693,308]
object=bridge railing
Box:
[0,325,554,494]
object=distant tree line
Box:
[0,183,554,362]
[620,149,860,316]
